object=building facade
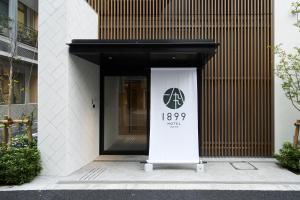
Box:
[87,0,274,157]
[38,0,299,175]
[0,0,38,136]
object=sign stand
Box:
[146,68,202,172]
[144,161,205,172]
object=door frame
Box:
[99,67,151,155]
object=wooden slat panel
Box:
[88,0,274,157]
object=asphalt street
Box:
[1,190,300,200]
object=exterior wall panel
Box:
[39,0,99,175]
[88,0,273,157]
[274,0,300,153]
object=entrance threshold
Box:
[95,155,276,163]
[95,155,148,162]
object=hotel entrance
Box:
[102,75,149,154]
[69,40,218,156]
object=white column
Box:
[38,0,99,176]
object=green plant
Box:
[275,142,300,171]
[11,134,36,148]
[275,46,300,111]
[292,0,300,30]
[275,0,300,112]
[0,134,41,185]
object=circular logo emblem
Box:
[163,88,185,109]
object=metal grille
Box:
[87,0,274,157]
[17,46,38,60]
[0,39,9,52]
[0,37,37,61]
[79,168,106,181]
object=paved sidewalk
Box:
[0,157,300,191]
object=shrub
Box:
[274,142,300,172]
[0,134,42,185]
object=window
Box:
[12,72,25,104]
[29,9,38,31]
[18,2,26,25]
[0,0,8,17]
[0,0,9,36]
[29,74,37,103]
[0,66,25,105]
[17,4,38,46]
[104,76,148,153]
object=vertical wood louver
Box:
[87,0,274,157]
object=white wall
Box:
[275,0,300,152]
[38,0,99,175]
[67,55,99,174]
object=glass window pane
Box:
[104,76,148,152]
[18,2,26,25]
[0,66,25,105]
[0,66,9,105]
[0,0,8,17]
[12,71,25,104]
[29,74,37,103]
[29,9,38,30]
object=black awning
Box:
[68,40,219,68]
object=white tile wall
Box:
[67,55,99,174]
[38,0,99,176]
[274,0,300,152]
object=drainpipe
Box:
[8,0,18,52]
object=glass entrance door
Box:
[103,76,148,153]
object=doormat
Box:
[230,161,258,170]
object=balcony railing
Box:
[0,16,38,48]
[17,22,38,47]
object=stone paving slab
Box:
[1,158,300,191]
[58,161,300,185]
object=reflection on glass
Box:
[104,76,147,152]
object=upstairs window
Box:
[0,0,9,37]
[0,0,8,17]
[18,2,26,26]
[0,66,25,105]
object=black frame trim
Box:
[69,40,218,156]
[100,68,150,155]
[68,40,219,68]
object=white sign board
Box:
[148,68,199,164]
